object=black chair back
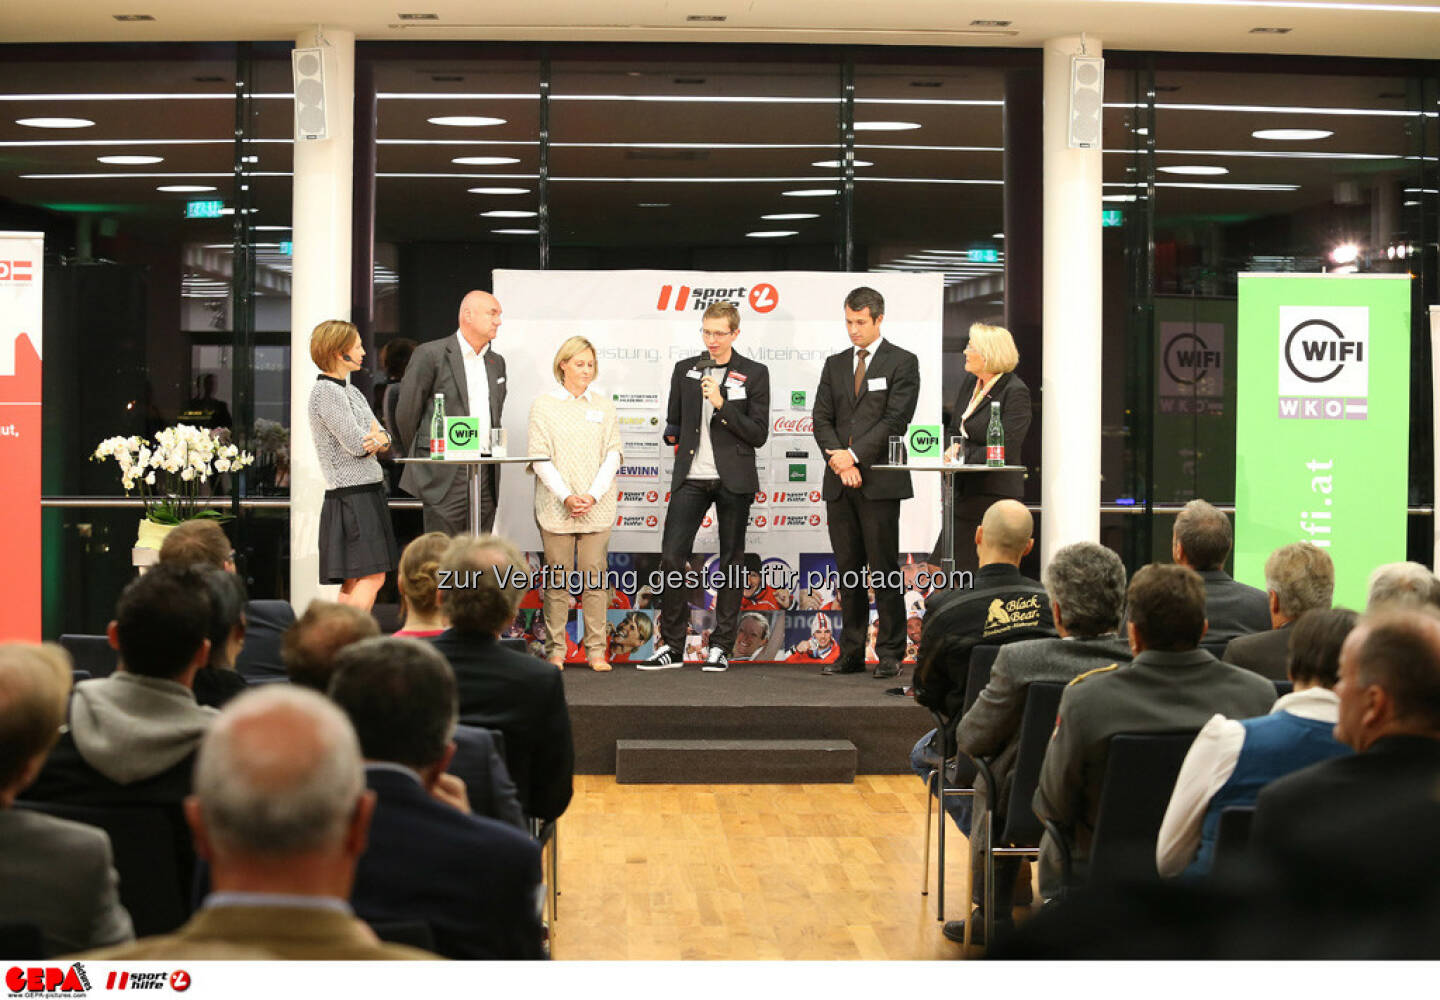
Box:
[998,682,1068,846]
[58,635,116,679]
[16,800,194,937]
[0,922,45,960]
[1273,680,1294,698]
[1087,730,1199,885]
[370,920,436,952]
[1211,804,1257,882]
[963,645,1002,715]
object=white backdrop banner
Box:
[491,269,944,554]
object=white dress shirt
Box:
[688,364,727,480]
[1155,686,1340,877]
[455,330,492,443]
[533,385,622,500]
[846,335,883,464]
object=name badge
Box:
[687,369,704,380]
[729,387,747,400]
[867,376,888,391]
[585,409,604,423]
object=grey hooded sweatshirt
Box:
[69,672,218,785]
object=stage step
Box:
[615,738,857,784]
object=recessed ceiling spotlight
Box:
[685,14,727,21]
[1249,26,1291,33]
[17,117,94,129]
[469,186,529,195]
[193,75,225,83]
[431,75,464,82]
[782,188,839,197]
[854,121,921,132]
[638,202,671,207]
[1330,243,1359,265]
[156,185,216,192]
[747,231,798,238]
[1252,128,1333,140]
[398,12,440,19]
[492,228,538,235]
[112,13,155,20]
[910,81,944,88]
[673,77,707,85]
[98,154,163,165]
[428,115,507,127]
[1103,194,1139,202]
[762,213,819,220]
[451,156,521,166]
[811,159,874,168]
[1135,127,1150,136]
[1157,165,1229,176]
[481,210,537,218]
[1153,85,1182,93]
[992,233,1005,239]
[969,18,1012,26]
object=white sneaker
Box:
[637,645,682,670]
[701,646,729,672]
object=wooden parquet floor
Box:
[552,774,980,960]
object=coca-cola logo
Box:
[772,415,814,434]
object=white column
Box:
[289,27,354,611]
[1041,35,1104,566]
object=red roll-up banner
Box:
[0,232,44,639]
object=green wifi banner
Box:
[1235,274,1411,610]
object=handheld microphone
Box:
[696,357,716,372]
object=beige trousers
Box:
[539,527,612,659]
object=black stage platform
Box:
[559,663,932,776]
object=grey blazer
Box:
[394,335,508,505]
[0,808,133,955]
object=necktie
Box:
[853,348,869,399]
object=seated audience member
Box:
[913,499,1056,718]
[1365,561,1440,612]
[1223,542,1334,681]
[329,638,544,959]
[1253,608,1440,903]
[27,565,216,806]
[0,643,134,955]
[192,567,250,709]
[1158,607,1356,878]
[1033,564,1275,900]
[431,534,575,822]
[158,519,294,683]
[394,532,451,639]
[281,601,380,691]
[1171,499,1270,646]
[85,686,435,960]
[938,542,1132,945]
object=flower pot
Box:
[133,518,177,569]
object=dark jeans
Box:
[658,479,752,655]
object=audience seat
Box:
[369,919,436,952]
[0,922,45,960]
[58,635,117,679]
[1273,680,1293,698]
[1211,804,1257,882]
[16,800,194,937]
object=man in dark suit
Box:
[1252,607,1440,905]
[395,290,508,534]
[1172,499,1271,648]
[641,301,770,672]
[430,534,574,822]
[943,541,1130,944]
[329,637,544,960]
[1033,564,1275,900]
[1223,541,1334,681]
[811,286,920,680]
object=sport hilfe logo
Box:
[0,260,35,282]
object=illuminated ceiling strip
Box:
[0,93,294,101]
[1086,0,1440,12]
[1112,147,1402,160]
[1106,180,1301,190]
[0,138,291,148]
[19,171,291,179]
[1107,101,1437,118]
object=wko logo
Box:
[0,260,35,282]
[1277,306,1370,421]
[6,964,90,996]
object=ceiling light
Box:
[156,185,216,192]
[992,233,1005,239]
[1135,127,1150,136]
[491,228,538,235]
[1249,26,1292,33]
[1104,194,1139,201]
[762,213,819,220]
[468,186,529,194]
[428,116,507,127]
[481,210,537,218]
[397,12,439,19]
[451,156,521,166]
[783,188,838,197]
[17,117,94,129]
[98,154,164,165]
[685,14,727,21]
[638,202,670,207]
[854,121,921,132]
[1252,128,1333,140]
[1330,243,1359,265]
[1158,165,1229,175]
[969,18,1012,26]
[747,231,798,238]
[811,159,873,168]
[112,13,155,20]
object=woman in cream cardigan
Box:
[527,335,623,671]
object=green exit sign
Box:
[1102,209,1125,228]
[969,248,999,263]
[185,200,224,219]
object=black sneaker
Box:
[701,647,729,672]
[637,645,681,670]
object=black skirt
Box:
[319,481,399,584]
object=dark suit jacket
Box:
[1033,647,1276,897]
[664,351,770,494]
[449,723,526,830]
[1199,569,1272,647]
[1222,621,1292,681]
[811,338,920,502]
[394,334,508,505]
[428,631,574,821]
[1253,734,1440,903]
[948,371,1031,499]
[234,599,295,683]
[352,767,544,960]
